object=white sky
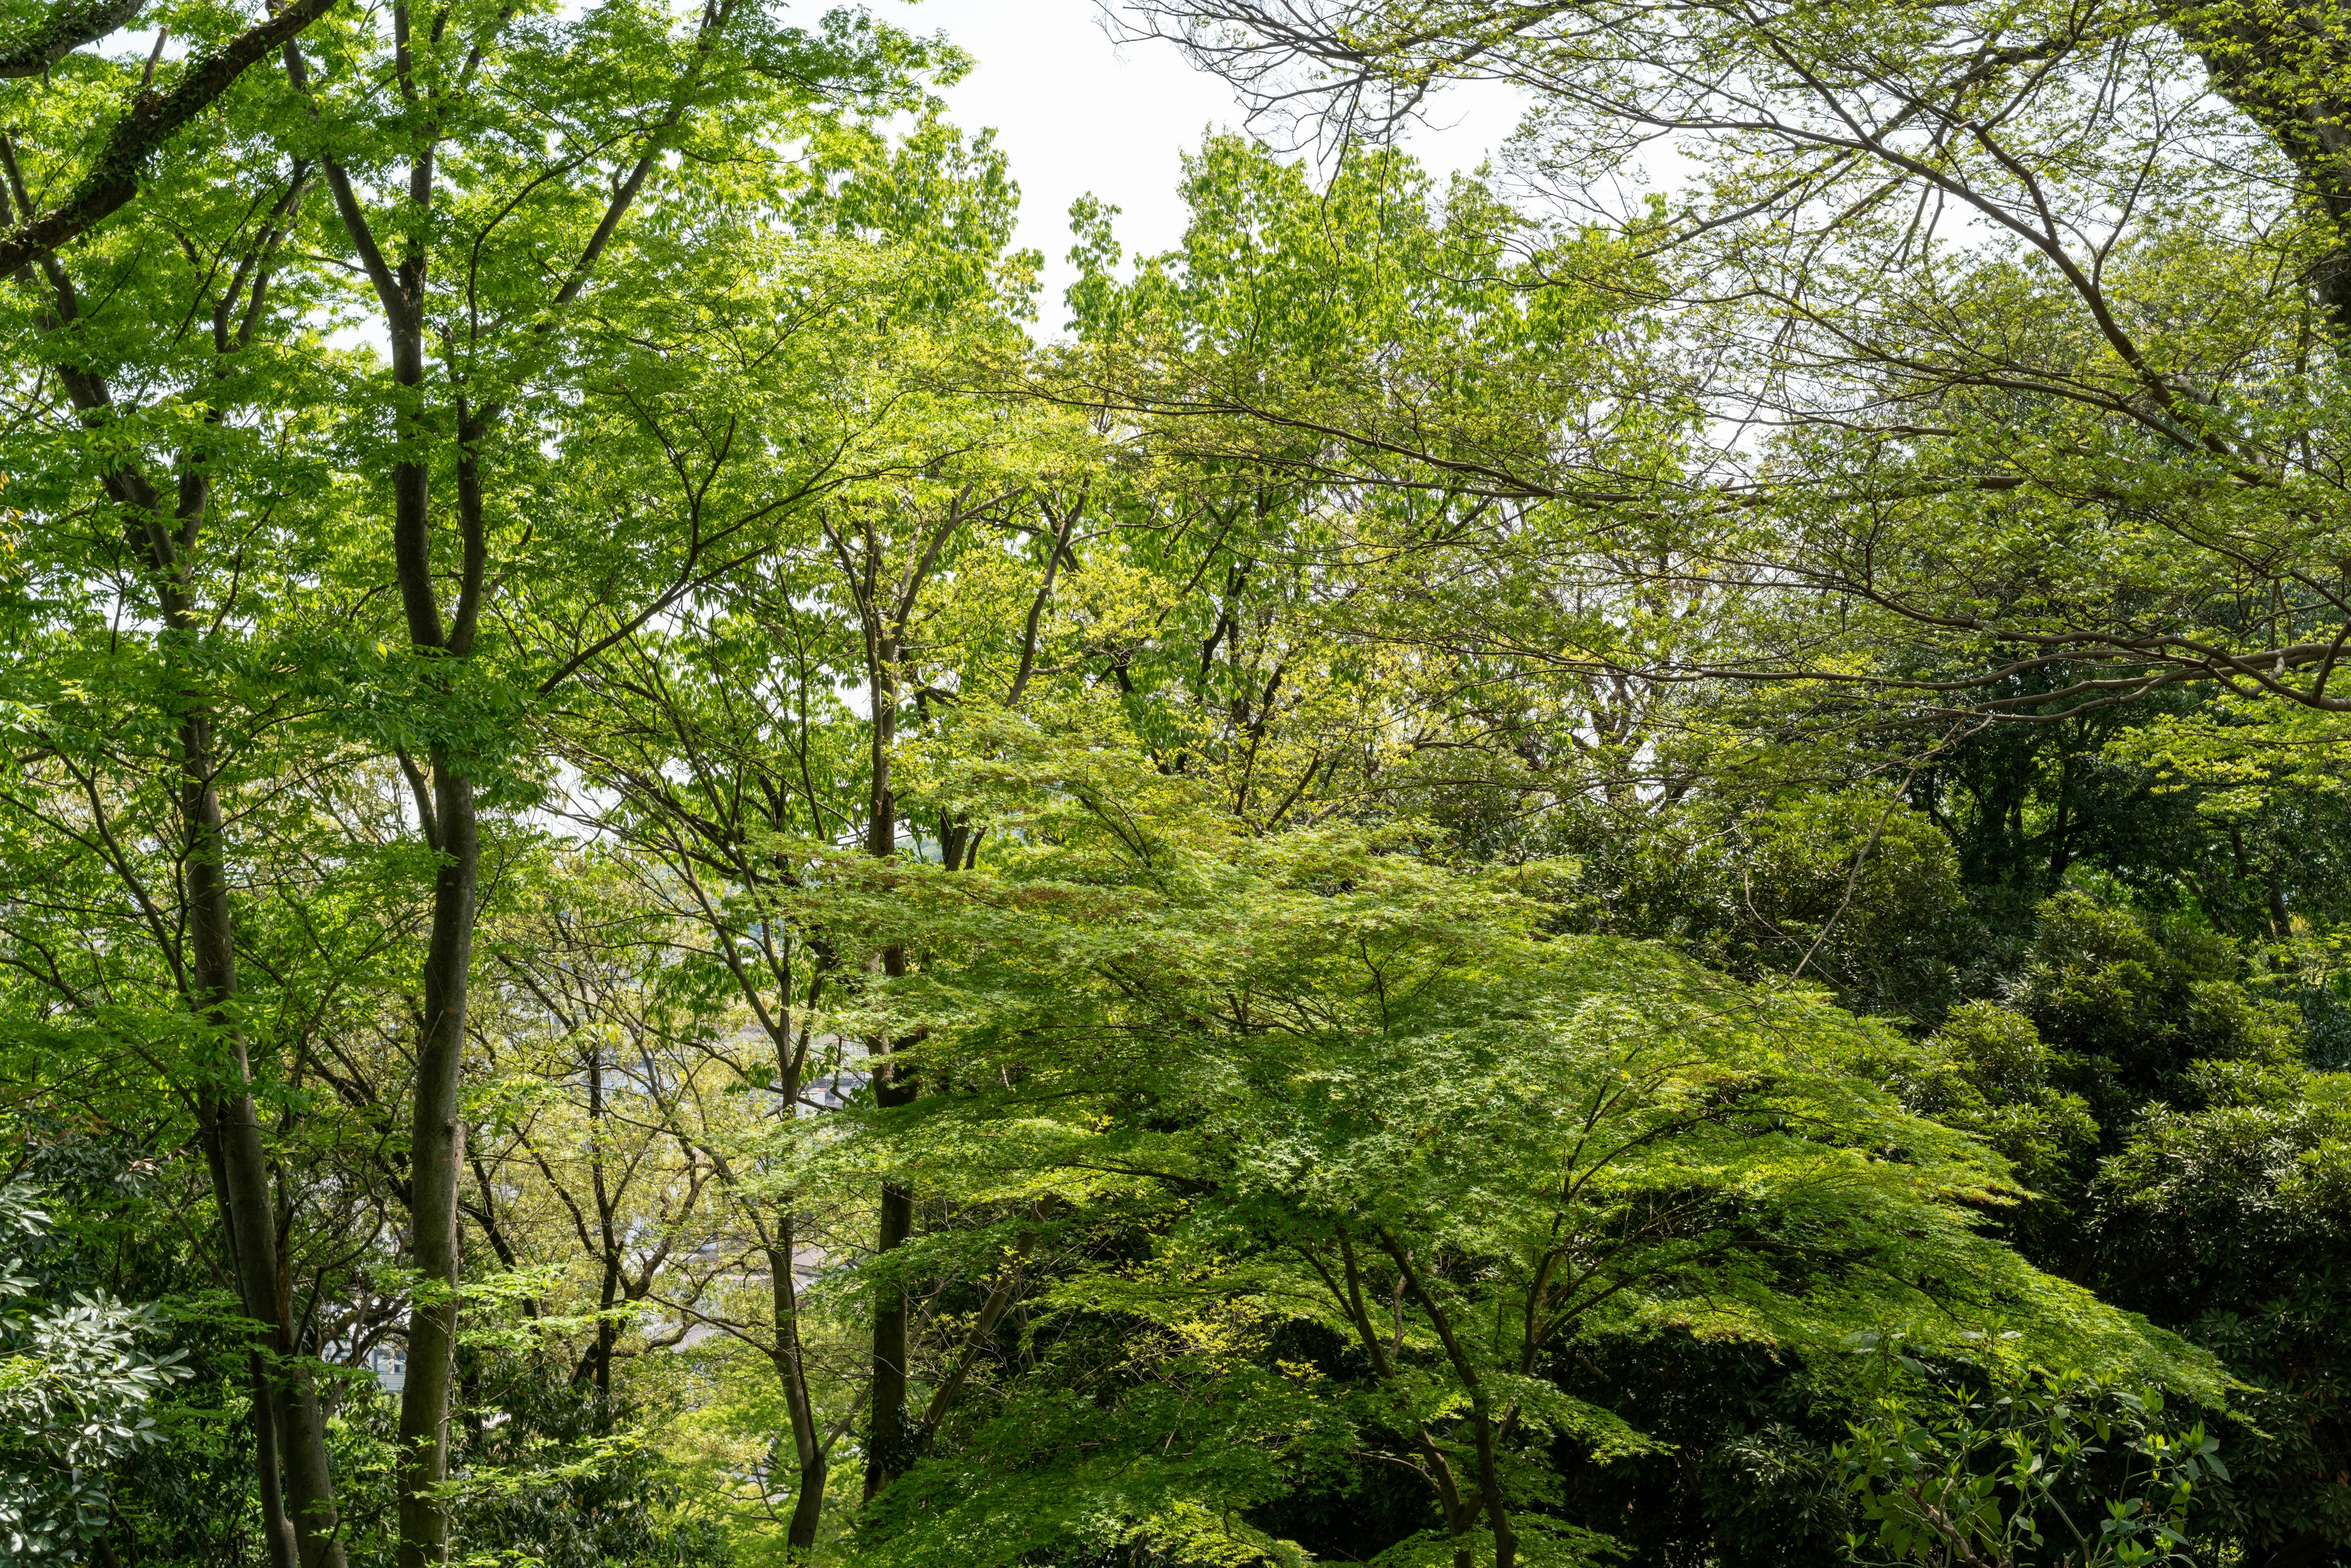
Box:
[869,1,1529,325]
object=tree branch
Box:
[0,0,342,275]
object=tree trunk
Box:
[2158,0,2351,333]
[862,953,920,1501]
[186,667,348,1568]
[1382,1234,1515,1568]
[3,220,351,1568]
[861,1168,916,1500]
[395,764,478,1568]
[769,1210,828,1551]
[249,1349,298,1568]
[578,1042,620,1399]
[860,622,923,1502]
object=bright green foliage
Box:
[1053,137,1697,836]
[792,718,2216,1567]
[15,0,2351,1560]
[446,1370,732,1568]
[1065,133,1677,488]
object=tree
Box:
[2091,1059,2351,1563]
[800,714,2220,1568]
[271,7,951,1559]
[16,7,2351,1564]
[547,110,1060,1538]
[1,64,397,1561]
[1115,0,2351,781]
[4,3,966,1562]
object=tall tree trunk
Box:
[1382,1234,1515,1568]
[182,767,296,1568]
[862,1165,916,1500]
[249,1349,298,1568]
[696,926,833,1546]
[859,619,926,1504]
[1,200,351,1564]
[2158,0,2351,332]
[396,763,478,1568]
[309,90,493,1557]
[189,727,348,1568]
[576,1041,621,1399]
[769,1212,829,1551]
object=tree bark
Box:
[248,1348,298,1568]
[572,1038,621,1399]
[396,763,478,1568]
[858,607,928,1504]
[768,1211,828,1551]
[285,7,740,1553]
[0,0,147,77]
[304,42,486,1555]
[1382,1232,1515,1568]
[249,1368,296,1568]
[188,720,349,1568]
[861,1168,916,1499]
[1307,1234,1475,1568]
[917,1234,1030,1439]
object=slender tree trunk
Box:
[1381,1233,1515,1568]
[396,764,478,1568]
[696,929,832,1548]
[1314,1234,1474,1568]
[789,1441,828,1548]
[185,628,348,1568]
[917,1234,1030,1442]
[249,1349,298,1568]
[199,1103,301,1568]
[769,1212,828,1551]
[577,1043,621,1399]
[863,1166,916,1499]
[860,1016,920,1503]
[186,928,304,1568]
[322,100,492,1559]
[860,622,923,1502]
[4,216,349,1566]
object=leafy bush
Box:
[0,1182,187,1564]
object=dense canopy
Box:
[4,0,2350,1564]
